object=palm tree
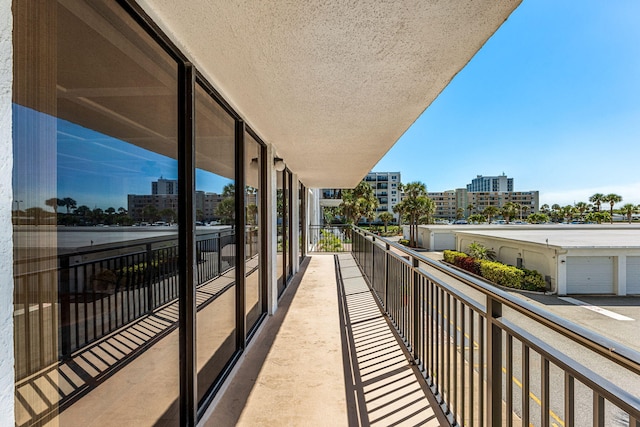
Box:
[420,197,436,225]
[574,201,589,220]
[392,203,405,227]
[483,206,499,224]
[562,205,576,223]
[378,212,394,233]
[394,181,428,247]
[466,203,475,217]
[620,203,637,224]
[551,204,562,222]
[603,193,622,224]
[500,202,518,224]
[62,197,77,214]
[540,204,550,215]
[339,180,378,228]
[468,213,486,224]
[589,193,605,212]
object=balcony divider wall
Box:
[12,1,270,425]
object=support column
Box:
[266,144,278,314]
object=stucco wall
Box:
[0,0,15,423]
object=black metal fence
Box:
[13,229,237,381]
[352,227,640,427]
[308,224,351,252]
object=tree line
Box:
[325,180,640,248]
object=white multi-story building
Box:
[152,176,178,195]
[466,173,513,192]
[365,171,402,220]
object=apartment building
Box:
[466,173,514,192]
[365,171,402,220]
[3,1,520,425]
[429,184,539,220]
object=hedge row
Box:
[443,250,546,291]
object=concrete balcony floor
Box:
[204,254,447,426]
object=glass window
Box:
[299,182,305,262]
[194,83,237,403]
[276,171,286,295]
[286,171,293,280]
[13,2,179,424]
[245,132,264,332]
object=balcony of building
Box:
[7,1,640,426]
[12,224,640,426]
[212,228,640,427]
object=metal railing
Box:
[13,229,240,381]
[352,226,640,427]
[308,224,351,252]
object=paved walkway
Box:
[204,254,445,426]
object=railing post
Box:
[487,295,503,427]
[384,242,390,309]
[146,243,154,311]
[412,256,420,362]
[371,235,375,287]
[59,255,72,359]
[217,233,222,276]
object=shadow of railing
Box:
[335,253,444,426]
[14,246,258,427]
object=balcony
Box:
[205,253,446,426]
[13,225,640,426]
[205,227,640,426]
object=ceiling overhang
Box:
[139,0,521,188]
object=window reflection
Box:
[13,1,179,425]
[245,134,263,331]
[194,83,237,403]
[276,172,285,294]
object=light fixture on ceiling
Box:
[274,157,286,172]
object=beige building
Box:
[428,187,539,220]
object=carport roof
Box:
[454,228,640,249]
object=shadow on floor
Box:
[335,253,446,427]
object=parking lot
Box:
[509,292,640,353]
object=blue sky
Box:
[373,1,640,207]
[14,105,231,211]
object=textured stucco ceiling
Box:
[139,0,521,188]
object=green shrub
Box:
[318,229,344,251]
[398,239,410,246]
[466,242,496,261]
[521,268,547,291]
[443,250,467,264]
[444,250,545,292]
[479,261,524,289]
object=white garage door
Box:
[627,256,640,295]
[566,256,614,294]
[433,233,456,251]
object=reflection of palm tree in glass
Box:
[62,197,77,213]
[45,197,60,214]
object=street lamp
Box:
[14,200,23,225]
